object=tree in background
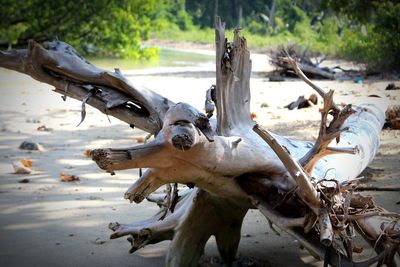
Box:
[0,0,160,59]
[323,0,400,71]
[1,0,398,70]
[186,0,273,29]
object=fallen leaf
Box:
[18,178,30,183]
[83,149,92,157]
[250,112,257,119]
[20,159,33,167]
[12,161,32,174]
[60,173,80,182]
[352,246,364,253]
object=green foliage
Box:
[0,22,28,49]
[1,0,398,70]
[186,0,273,28]
[0,0,160,59]
[339,2,400,70]
[323,0,400,70]
[158,0,399,71]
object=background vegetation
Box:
[1,0,398,70]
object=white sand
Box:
[0,48,399,267]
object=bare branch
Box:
[253,124,320,211]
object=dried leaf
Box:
[83,149,92,157]
[19,159,33,167]
[12,161,32,174]
[60,172,80,182]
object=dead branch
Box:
[270,45,335,80]
[253,124,320,210]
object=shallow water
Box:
[89,48,214,71]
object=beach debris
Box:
[20,159,33,167]
[251,112,257,119]
[269,44,335,80]
[37,124,53,132]
[25,118,41,123]
[385,105,400,129]
[60,172,80,182]
[88,196,103,200]
[284,93,318,110]
[93,238,106,245]
[12,160,32,174]
[19,141,44,151]
[18,178,30,183]
[385,83,400,90]
[260,103,269,108]
[268,71,285,82]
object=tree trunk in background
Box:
[214,0,219,27]
[268,0,276,30]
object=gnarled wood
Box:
[0,16,398,267]
[0,40,172,133]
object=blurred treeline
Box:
[1,0,398,70]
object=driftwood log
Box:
[1,17,399,266]
[270,45,336,80]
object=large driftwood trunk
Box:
[0,17,399,267]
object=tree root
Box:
[109,188,248,266]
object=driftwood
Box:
[1,17,399,267]
[270,45,335,80]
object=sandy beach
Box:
[0,46,399,267]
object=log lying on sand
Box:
[270,45,335,80]
[0,16,399,267]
